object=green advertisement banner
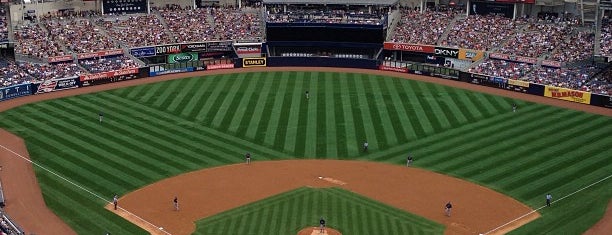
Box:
[168,52,199,63]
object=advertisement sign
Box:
[77,49,124,60]
[541,60,563,68]
[235,44,262,55]
[489,53,537,64]
[470,1,515,18]
[0,84,32,102]
[383,42,435,53]
[242,58,266,67]
[80,68,139,82]
[130,47,156,57]
[149,67,195,76]
[507,79,530,88]
[205,41,233,52]
[155,44,182,56]
[379,65,408,73]
[34,77,79,94]
[544,86,591,104]
[458,49,485,61]
[434,47,459,58]
[207,63,235,70]
[168,53,199,63]
[47,55,73,63]
[102,0,148,14]
[181,43,208,52]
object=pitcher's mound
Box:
[297,227,341,235]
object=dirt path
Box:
[0,67,609,235]
[583,200,612,235]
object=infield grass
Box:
[0,71,610,235]
[195,187,444,235]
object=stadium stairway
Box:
[385,9,402,41]
[152,10,178,42]
[436,13,463,45]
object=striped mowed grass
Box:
[195,187,444,235]
[0,71,610,235]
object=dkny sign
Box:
[434,47,459,58]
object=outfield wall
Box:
[1,56,611,109]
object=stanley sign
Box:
[243,58,266,67]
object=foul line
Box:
[483,174,612,235]
[0,144,172,235]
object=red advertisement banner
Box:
[207,63,235,70]
[47,55,73,63]
[379,65,408,73]
[236,46,262,55]
[541,60,563,68]
[489,53,537,64]
[77,49,124,60]
[79,68,139,81]
[383,42,435,53]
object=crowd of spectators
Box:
[266,7,385,25]
[601,17,611,57]
[470,59,535,79]
[79,55,138,73]
[97,14,175,47]
[0,58,35,87]
[0,7,8,42]
[548,30,594,63]
[498,18,572,58]
[441,14,526,51]
[13,23,67,58]
[391,9,457,45]
[1,57,82,87]
[523,66,600,92]
[584,68,611,95]
[158,6,216,43]
[210,7,263,41]
[44,18,118,54]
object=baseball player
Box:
[113,195,118,210]
[99,111,104,123]
[445,201,452,217]
[245,152,251,164]
[407,155,413,167]
[173,196,179,211]
[512,103,517,113]
[546,193,552,207]
[363,141,368,152]
[319,217,326,233]
[305,90,309,100]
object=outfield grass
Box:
[195,187,444,235]
[0,71,610,234]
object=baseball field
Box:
[0,68,610,235]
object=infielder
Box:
[445,201,452,216]
[113,195,118,210]
[245,152,251,164]
[173,196,179,211]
